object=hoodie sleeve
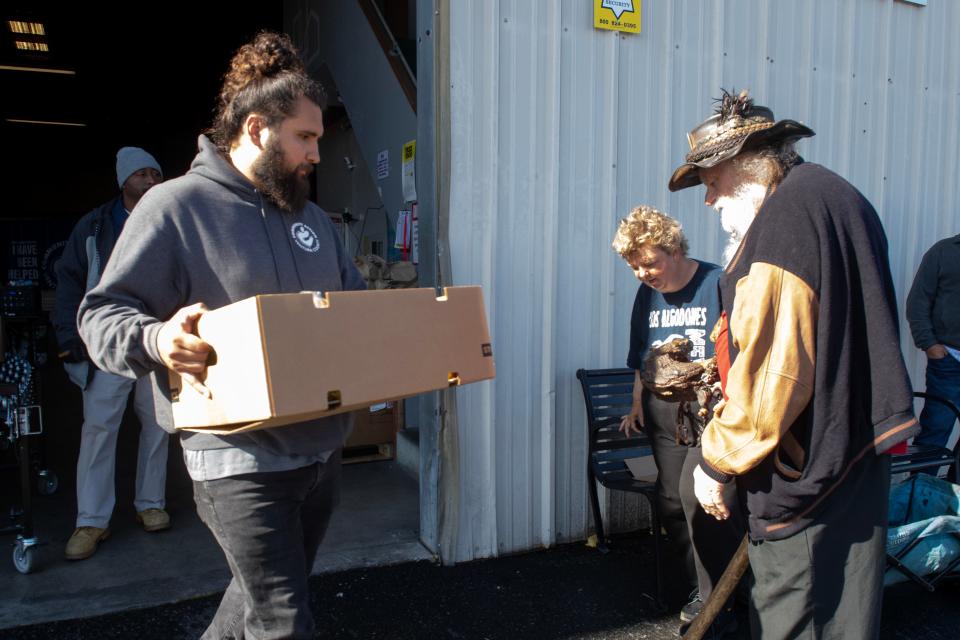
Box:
[78,199,187,379]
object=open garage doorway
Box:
[0,1,435,627]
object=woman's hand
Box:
[619,405,644,436]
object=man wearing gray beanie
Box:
[52,146,168,560]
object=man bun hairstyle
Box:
[211,31,327,152]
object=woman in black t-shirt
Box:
[612,205,743,635]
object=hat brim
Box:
[668,120,815,192]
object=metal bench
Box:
[576,367,664,606]
[890,392,960,483]
[886,392,960,591]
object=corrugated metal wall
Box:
[446,0,960,562]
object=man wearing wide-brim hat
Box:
[671,90,918,639]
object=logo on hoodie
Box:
[291,222,320,253]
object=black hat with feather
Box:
[668,89,815,192]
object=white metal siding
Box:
[447,0,960,561]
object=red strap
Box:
[715,312,731,401]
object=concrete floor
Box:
[0,452,429,630]
[0,364,430,629]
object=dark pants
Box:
[193,452,342,640]
[747,453,890,640]
[917,355,960,449]
[643,392,744,600]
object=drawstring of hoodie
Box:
[257,190,284,291]
[256,191,306,292]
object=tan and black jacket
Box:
[701,162,918,541]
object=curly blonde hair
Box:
[611,205,689,257]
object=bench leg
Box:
[587,466,609,553]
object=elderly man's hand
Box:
[693,464,730,521]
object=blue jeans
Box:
[193,452,341,640]
[917,355,960,449]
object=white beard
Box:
[715,182,767,267]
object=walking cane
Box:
[681,535,749,640]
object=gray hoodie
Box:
[78,135,367,460]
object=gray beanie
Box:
[116,146,162,188]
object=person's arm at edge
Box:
[905,245,942,354]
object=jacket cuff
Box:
[142,321,164,367]
[913,330,937,351]
[702,460,734,484]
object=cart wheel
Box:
[37,471,58,496]
[13,541,35,574]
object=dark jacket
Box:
[906,234,960,351]
[701,162,918,540]
[52,197,123,361]
[78,135,367,458]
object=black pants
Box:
[193,452,342,640]
[747,453,891,640]
[643,391,745,600]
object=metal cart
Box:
[1,355,50,574]
[886,472,960,590]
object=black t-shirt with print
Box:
[626,260,722,370]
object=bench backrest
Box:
[576,368,650,454]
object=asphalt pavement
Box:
[5,533,958,639]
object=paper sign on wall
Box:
[395,209,411,260]
[401,140,417,202]
[411,203,419,265]
[594,0,641,34]
[7,240,39,283]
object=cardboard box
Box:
[170,286,494,434]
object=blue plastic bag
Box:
[885,473,960,586]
